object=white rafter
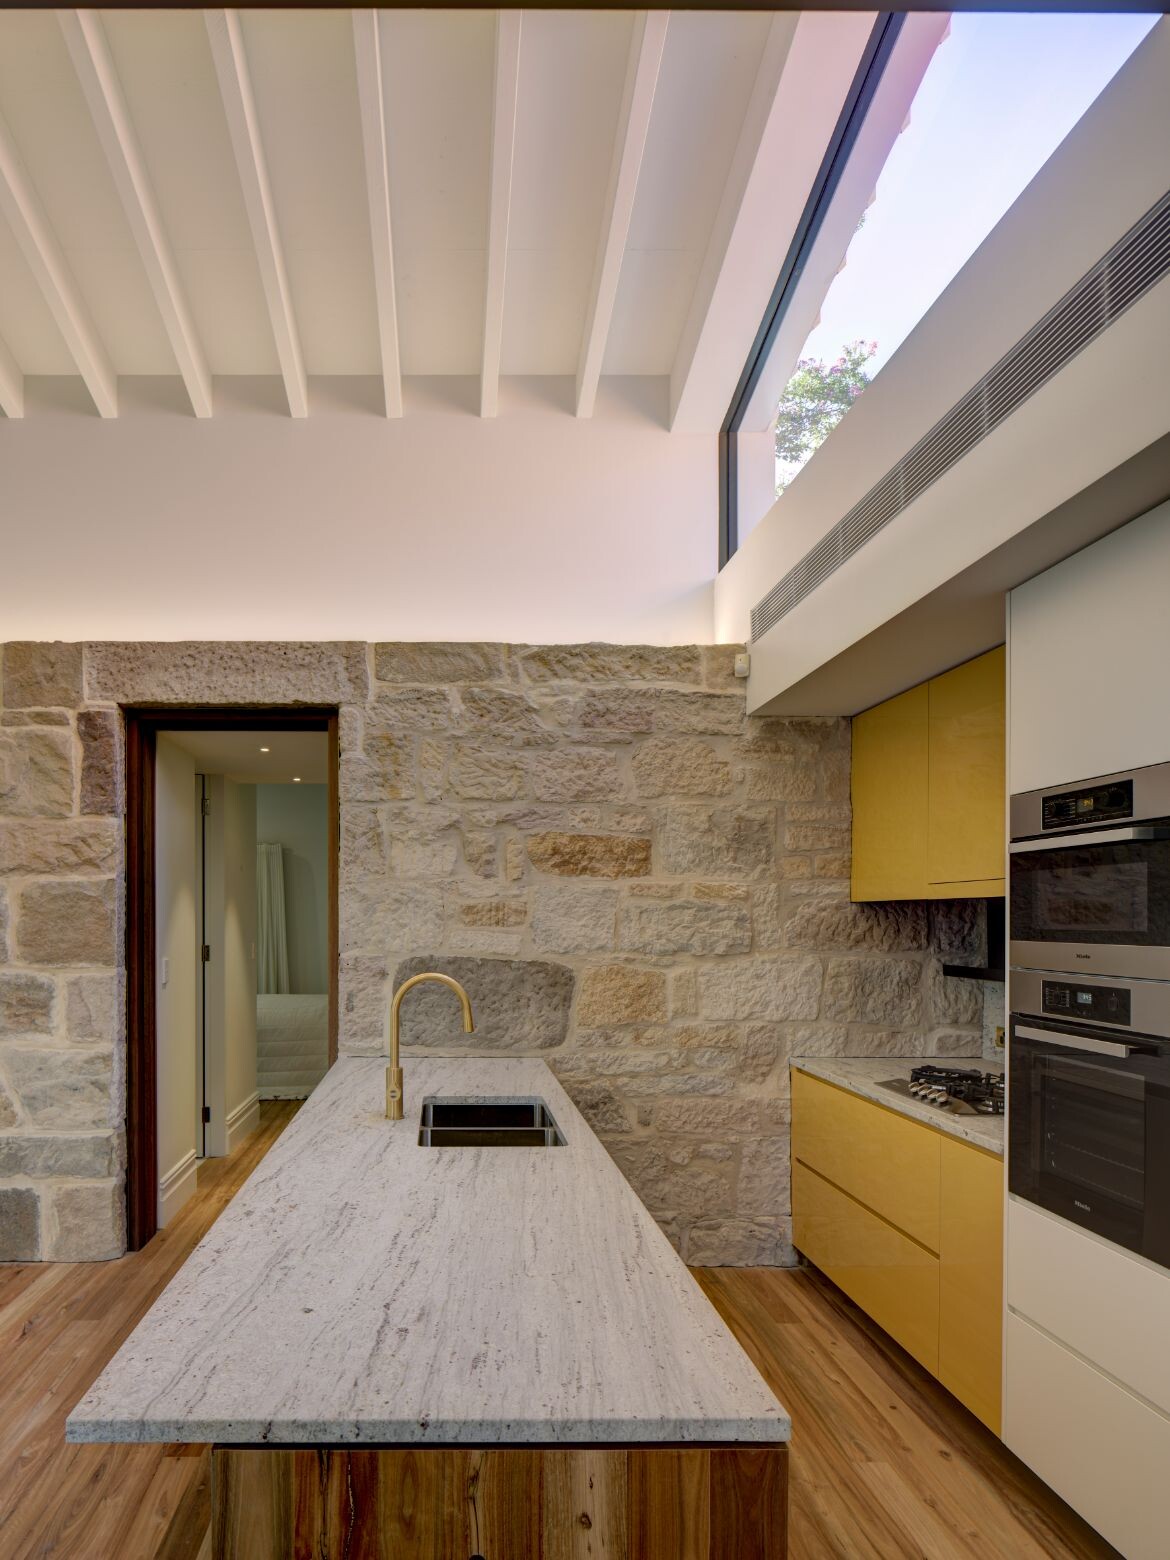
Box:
[353,9,402,418]
[204,7,307,418]
[480,9,521,419]
[0,109,116,416]
[0,330,23,418]
[59,9,213,418]
[576,11,668,419]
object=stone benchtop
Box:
[67,1056,790,1447]
[792,1056,1005,1156]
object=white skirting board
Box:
[158,1149,198,1228]
[225,1092,260,1154]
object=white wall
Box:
[204,777,258,1155]
[256,784,328,994]
[1008,500,1170,792]
[154,736,198,1226]
[0,377,716,644]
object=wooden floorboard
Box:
[0,1103,1117,1559]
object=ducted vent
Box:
[751,187,1170,642]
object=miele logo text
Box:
[1074,1200,1091,1212]
[1076,954,1090,960]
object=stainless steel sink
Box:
[418,1097,566,1147]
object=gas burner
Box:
[907,1065,1005,1115]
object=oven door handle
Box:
[1009,826,1170,853]
[1014,1023,1141,1057]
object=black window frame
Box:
[718,11,904,569]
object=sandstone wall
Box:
[0,641,984,1263]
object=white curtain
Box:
[256,842,290,995]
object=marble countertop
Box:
[791,1056,1005,1156]
[67,1057,789,1448]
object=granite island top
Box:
[67,1057,790,1448]
[792,1056,1005,1156]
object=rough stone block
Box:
[341,881,443,955]
[0,973,56,1034]
[366,688,456,731]
[458,688,548,733]
[701,645,743,690]
[653,1097,746,1134]
[607,1142,732,1216]
[45,1179,123,1261]
[631,736,732,798]
[517,644,703,685]
[784,821,850,852]
[670,968,697,1017]
[527,748,622,801]
[3,642,82,709]
[740,1026,783,1084]
[526,832,651,879]
[618,897,751,956]
[686,1217,796,1267]
[579,689,744,736]
[738,1140,791,1214]
[785,898,928,953]
[388,828,459,877]
[78,708,120,815]
[63,975,118,1046]
[84,641,369,704]
[822,957,923,1024]
[0,818,119,875]
[660,807,775,877]
[457,899,527,928]
[374,643,508,684]
[0,729,74,817]
[449,746,525,800]
[928,899,987,964]
[926,961,983,1026]
[698,957,822,1021]
[2,1045,114,1127]
[0,1078,17,1128]
[463,831,499,878]
[0,1186,40,1260]
[339,953,389,1053]
[15,879,117,967]
[0,1131,116,1177]
[743,758,818,802]
[577,965,668,1027]
[392,955,575,1050]
[339,807,386,879]
[530,886,616,953]
[0,885,8,962]
[559,1079,629,1134]
[341,731,411,802]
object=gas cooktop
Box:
[879,1065,1005,1116]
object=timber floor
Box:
[0,1101,1116,1559]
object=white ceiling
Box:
[0,7,876,425]
[164,728,328,785]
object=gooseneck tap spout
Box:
[386,972,475,1120]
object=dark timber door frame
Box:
[124,706,340,1251]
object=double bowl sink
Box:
[418,1097,566,1148]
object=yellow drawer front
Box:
[851,682,929,901]
[793,1161,940,1375]
[939,1137,1003,1434]
[791,1071,941,1251]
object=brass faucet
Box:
[386,972,475,1120]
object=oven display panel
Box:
[1042,780,1133,830]
[1042,979,1132,1026]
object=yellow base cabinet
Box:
[851,646,1005,902]
[791,1072,1003,1434]
[939,1137,1003,1434]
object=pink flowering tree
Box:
[774,339,878,492]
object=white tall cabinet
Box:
[1006,499,1170,1560]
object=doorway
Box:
[125,708,339,1251]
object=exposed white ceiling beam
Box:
[59,8,213,419]
[668,12,874,434]
[0,331,23,418]
[480,9,521,419]
[575,10,668,419]
[204,7,307,418]
[352,9,402,419]
[0,109,117,416]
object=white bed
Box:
[256,994,329,1098]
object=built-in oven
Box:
[1009,969,1170,1266]
[1010,762,1170,980]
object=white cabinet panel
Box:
[1005,1312,1170,1560]
[1008,500,1170,793]
[1007,1199,1170,1417]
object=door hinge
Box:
[201,944,211,963]
[201,796,211,817]
[202,1106,211,1124]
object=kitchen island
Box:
[68,1057,790,1557]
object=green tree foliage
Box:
[775,339,878,492]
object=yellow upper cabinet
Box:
[851,647,1005,902]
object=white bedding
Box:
[256,994,329,1098]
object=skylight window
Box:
[770,11,1159,499]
